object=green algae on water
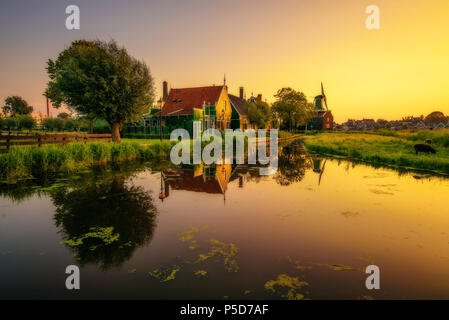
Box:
[63,226,120,247]
[264,274,309,300]
[149,265,181,282]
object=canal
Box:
[1,141,448,299]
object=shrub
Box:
[4,117,19,131]
[18,115,36,131]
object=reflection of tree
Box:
[274,141,311,186]
[51,173,158,270]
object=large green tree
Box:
[247,100,271,129]
[45,40,155,142]
[272,88,314,132]
[2,96,33,116]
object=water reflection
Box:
[2,140,449,299]
[312,158,327,185]
[159,141,316,202]
[50,171,158,270]
[274,141,312,186]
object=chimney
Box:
[46,96,50,117]
[256,94,262,102]
[239,87,244,100]
[162,81,168,101]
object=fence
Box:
[0,133,112,153]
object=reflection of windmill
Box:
[312,158,327,185]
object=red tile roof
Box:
[154,85,224,117]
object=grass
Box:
[0,140,175,181]
[122,138,172,145]
[303,130,449,174]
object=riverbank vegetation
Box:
[303,130,449,174]
[0,140,174,181]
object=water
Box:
[1,142,449,299]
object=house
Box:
[228,87,253,130]
[144,81,262,135]
[149,82,232,135]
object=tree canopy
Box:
[247,100,271,129]
[425,111,448,125]
[272,88,314,132]
[46,39,155,142]
[2,96,33,116]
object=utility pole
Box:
[159,98,163,141]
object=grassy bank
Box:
[0,140,174,181]
[303,131,449,174]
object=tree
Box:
[247,100,271,129]
[46,39,155,142]
[425,111,448,125]
[272,88,314,132]
[18,115,36,132]
[57,112,71,120]
[64,119,75,131]
[2,96,33,116]
[53,118,65,131]
[43,118,56,131]
[4,117,19,131]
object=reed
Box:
[0,141,175,180]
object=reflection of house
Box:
[161,164,233,199]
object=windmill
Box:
[321,82,329,111]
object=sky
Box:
[0,0,448,123]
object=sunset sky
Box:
[1,0,448,122]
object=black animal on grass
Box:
[414,143,436,155]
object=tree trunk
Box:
[89,119,93,134]
[111,122,121,143]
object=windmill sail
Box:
[321,82,328,111]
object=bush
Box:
[43,118,56,131]
[64,119,75,131]
[3,117,19,131]
[18,115,36,131]
[54,118,65,131]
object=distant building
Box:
[306,83,334,130]
[30,111,47,124]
